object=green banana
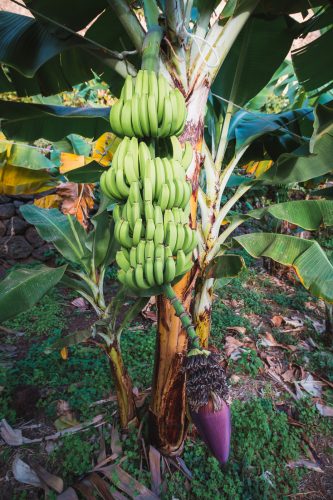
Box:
[144,202,154,221]
[115,168,130,198]
[128,138,139,179]
[175,249,186,276]
[129,246,137,268]
[116,250,130,272]
[157,73,167,123]
[154,205,163,225]
[126,267,138,290]
[145,240,155,259]
[131,95,144,138]
[157,183,170,212]
[166,180,176,209]
[135,264,150,289]
[175,223,185,251]
[136,240,146,264]
[133,218,143,246]
[158,96,172,137]
[123,75,133,101]
[121,100,135,137]
[142,70,149,94]
[138,141,151,178]
[182,141,193,170]
[165,221,177,253]
[154,157,165,199]
[170,136,183,162]
[174,179,185,207]
[173,88,186,135]
[139,94,150,137]
[145,257,156,287]
[143,177,153,202]
[109,99,124,136]
[145,218,155,240]
[148,71,158,101]
[164,256,176,282]
[154,223,164,246]
[154,257,164,286]
[148,94,159,136]
[145,159,156,199]
[118,220,132,249]
[124,152,138,184]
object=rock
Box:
[5,216,29,236]
[13,200,24,208]
[0,203,15,219]
[25,226,44,248]
[0,221,6,237]
[32,244,51,261]
[0,195,10,204]
[0,236,32,259]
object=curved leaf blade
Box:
[205,254,245,279]
[20,205,90,267]
[0,100,110,141]
[0,265,66,323]
[235,233,333,302]
[248,200,333,230]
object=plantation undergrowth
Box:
[1,263,332,499]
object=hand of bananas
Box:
[101,71,196,296]
[110,70,187,138]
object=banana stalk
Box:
[107,342,137,429]
[149,84,209,453]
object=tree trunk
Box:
[149,83,209,454]
[107,343,137,430]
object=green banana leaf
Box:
[0,5,137,96]
[86,212,116,269]
[292,27,333,94]
[235,233,333,302]
[0,140,54,171]
[261,101,333,184]
[0,265,67,323]
[244,200,333,230]
[213,15,295,107]
[20,205,90,268]
[256,0,330,14]
[0,101,110,142]
[205,254,245,279]
[64,163,105,183]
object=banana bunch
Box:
[101,70,196,295]
[109,71,187,138]
[100,136,193,204]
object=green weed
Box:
[229,348,264,377]
[4,289,67,336]
[122,324,156,389]
[49,432,99,483]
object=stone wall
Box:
[0,195,50,265]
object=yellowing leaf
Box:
[59,152,92,174]
[244,160,273,177]
[34,194,61,209]
[92,132,121,166]
[60,347,68,360]
[0,164,55,195]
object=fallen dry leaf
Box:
[283,316,304,329]
[0,419,33,446]
[298,374,324,397]
[12,457,42,487]
[141,297,157,322]
[71,297,89,310]
[224,336,255,359]
[149,446,161,495]
[316,403,333,417]
[270,315,284,328]
[226,326,246,335]
[287,459,323,473]
[258,332,290,350]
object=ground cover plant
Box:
[1,0,333,498]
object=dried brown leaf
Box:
[12,457,42,487]
[287,459,323,473]
[226,326,247,335]
[57,487,79,500]
[96,464,159,499]
[270,315,284,327]
[316,403,333,416]
[149,446,161,495]
[111,426,122,456]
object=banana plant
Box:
[0,204,147,429]
[1,0,333,456]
